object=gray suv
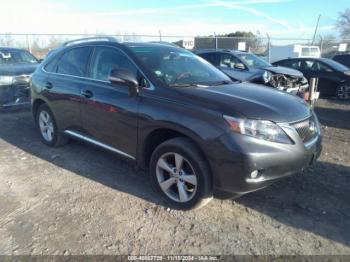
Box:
[31,38,322,210]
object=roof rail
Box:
[148,41,180,47]
[62,36,117,47]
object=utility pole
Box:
[214,32,217,50]
[158,30,162,42]
[266,33,271,63]
[312,14,321,45]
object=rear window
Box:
[56,47,92,77]
[198,53,218,65]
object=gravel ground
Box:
[0,99,349,255]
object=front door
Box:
[80,46,141,158]
[301,60,337,96]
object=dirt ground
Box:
[0,98,349,255]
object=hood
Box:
[265,66,303,78]
[0,63,39,76]
[177,82,311,123]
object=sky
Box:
[0,0,349,39]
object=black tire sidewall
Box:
[150,138,212,210]
[36,104,59,147]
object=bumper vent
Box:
[291,116,318,143]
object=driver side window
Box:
[219,54,242,69]
[89,47,138,82]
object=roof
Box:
[194,49,247,55]
[0,47,27,52]
[123,42,181,48]
[278,57,333,63]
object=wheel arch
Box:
[32,98,47,119]
[139,126,212,177]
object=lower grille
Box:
[291,116,318,143]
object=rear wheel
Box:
[150,137,213,210]
[337,84,350,100]
[36,103,68,147]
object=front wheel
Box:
[337,84,350,100]
[150,137,213,210]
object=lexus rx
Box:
[31,38,322,210]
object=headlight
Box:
[224,115,292,144]
[262,71,272,84]
[0,76,14,85]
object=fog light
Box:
[251,170,259,179]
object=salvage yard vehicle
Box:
[31,38,322,210]
[0,47,40,108]
[273,58,350,100]
[195,49,310,99]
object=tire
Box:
[336,84,350,100]
[36,103,68,147]
[150,137,213,210]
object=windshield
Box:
[323,58,349,72]
[128,45,232,87]
[0,50,38,65]
[236,53,271,68]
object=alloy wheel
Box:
[39,110,54,142]
[337,85,350,100]
[156,152,198,203]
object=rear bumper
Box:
[207,124,322,199]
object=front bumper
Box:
[0,83,30,108]
[208,119,322,199]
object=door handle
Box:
[45,82,53,89]
[81,90,93,98]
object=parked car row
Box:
[196,49,350,101]
[273,58,350,100]
[195,49,309,98]
[29,37,322,209]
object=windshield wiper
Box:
[169,83,208,88]
[209,80,233,86]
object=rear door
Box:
[42,46,92,130]
[80,46,141,158]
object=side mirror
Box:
[234,63,246,70]
[108,69,139,96]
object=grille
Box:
[291,116,318,143]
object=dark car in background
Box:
[31,38,322,210]
[333,53,350,68]
[273,58,350,100]
[195,49,309,96]
[0,47,40,108]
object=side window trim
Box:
[43,52,63,73]
[41,44,155,90]
[55,46,93,77]
[87,45,154,90]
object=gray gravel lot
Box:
[0,99,349,255]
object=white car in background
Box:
[270,45,321,63]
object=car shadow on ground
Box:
[238,161,350,247]
[0,110,349,247]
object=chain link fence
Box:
[1,33,349,60]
